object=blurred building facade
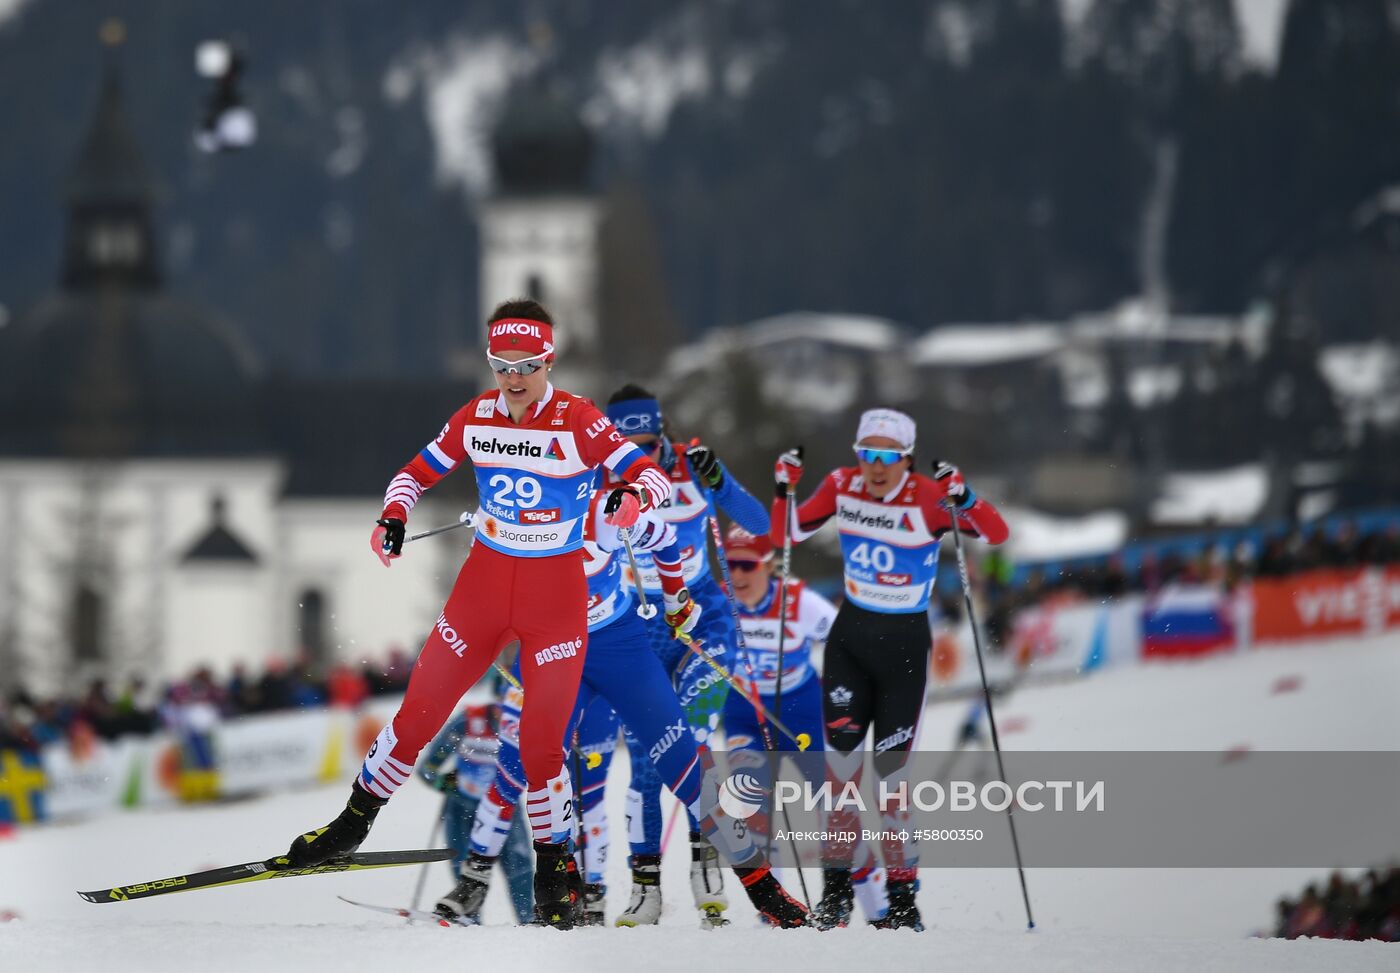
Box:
[0,56,681,697]
[0,65,469,697]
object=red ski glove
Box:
[604,486,642,528]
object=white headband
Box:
[856,408,916,450]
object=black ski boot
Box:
[811,868,854,930]
[435,852,493,923]
[566,855,586,926]
[284,781,387,867]
[532,840,576,929]
[734,864,810,929]
[876,877,925,931]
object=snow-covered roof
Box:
[914,309,1247,370]
[664,311,905,379]
[1067,303,1243,345]
[1318,342,1399,402]
[914,323,1065,367]
[1002,506,1130,562]
[1150,464,1269,527]
[741,312,905,352]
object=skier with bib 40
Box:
[771,408,1009,930]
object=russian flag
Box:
[1141,585,1234,659]
[419,441,456,475]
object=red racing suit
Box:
[359,383,671,843]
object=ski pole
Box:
[674,629,812,752]
[570,724,589,892]
[771,448,800,720]
[699,481,811,906]
[491,661,602,771]
[615,525,810,752]
[408,510,475,542]
[944,492,1036,931]
[409,817,443,916]
[616,526,659,621]
[405,511,476,544]
[659,799,684,855]
[700,489,810,750]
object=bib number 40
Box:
[849,541,895,573]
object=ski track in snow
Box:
[2,633,1397,971]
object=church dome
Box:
[491,79,594,196]
[0,291,265,457]
[0,59,265,458]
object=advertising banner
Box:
[1250,567,1400,643]
[41,737,140,819]
[215,710,336,796]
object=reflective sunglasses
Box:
[726,558,767,573]
[853,444,912,465]
[487,352,550,376]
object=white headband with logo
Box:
[856,408,916,450]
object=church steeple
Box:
[62,21,160,291]
[472,69,601,384]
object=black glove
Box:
[376,517,405,556]
[685,443,724,489]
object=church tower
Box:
[471,79,601,390]
[63,24,161,294]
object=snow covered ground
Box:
[3,633,1397,971]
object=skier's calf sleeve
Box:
[582,802,610,883]
[469,788,515,859]
[525,766,573,844]
[878,765,919,870]
[853,867,890,921]
[625,787,653,853]
[695,769,755,864]
[359,723,414,800]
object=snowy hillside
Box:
[2,633,1397,971]
[6,0,1398,380]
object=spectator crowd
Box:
[964,517,1400,648]
[1270,868,1400,941]
[0,650,415,754]
[4,517,1398,750]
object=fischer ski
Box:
[338,895,480,927]
[78,848,455,904]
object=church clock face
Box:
[87,222,144,267]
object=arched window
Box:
[73,583,103,664]
[298,588,327,666]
